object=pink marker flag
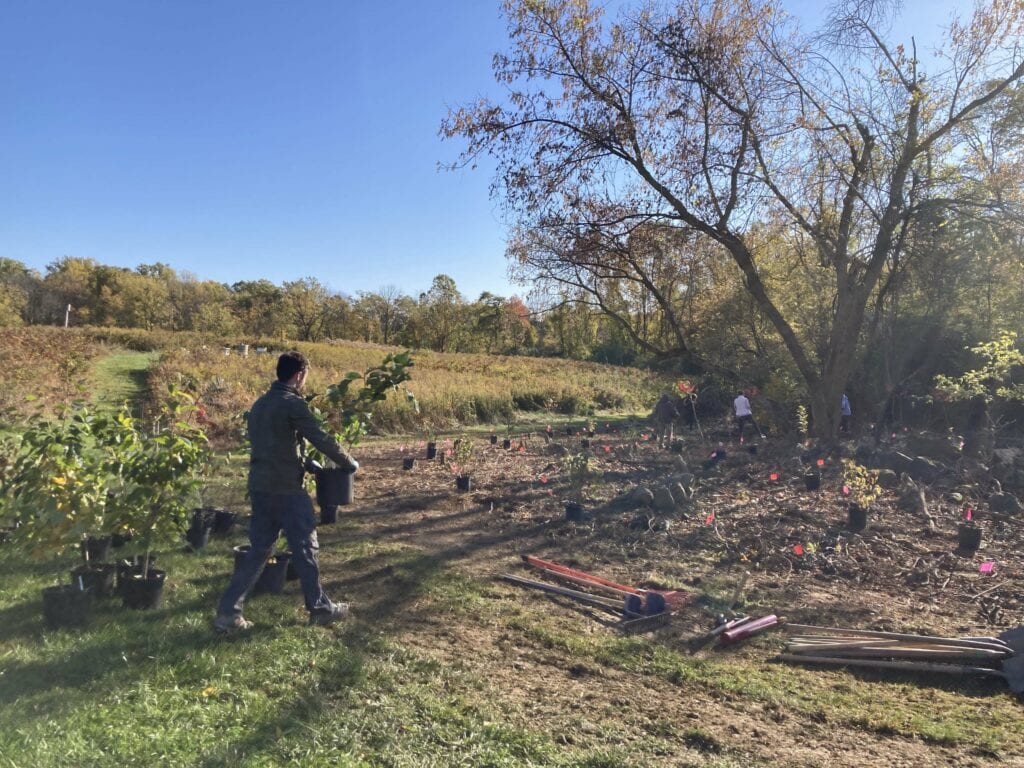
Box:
[793,544,805,556]
[705,512,715,525]
[966,507,973,522]
[539,475,548,484]
[979,561,995,574]
[841,485,851,496]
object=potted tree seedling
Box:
[451,436,475,492]
[957,506,982,552]
[306,352,417,518]
[112,386,210,609]
[424,426,439,459]
[563,451,593,522]
[841,459,881,532]
[502,415,516,449]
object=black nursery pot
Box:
[42,584,94,629]
[580,439,590,449]
[315,467,354,508]
[253,554,290,595]
[670,440,684,453]
[320,505,338,525]
[502,438,512,449]
[211,509,238,535]
[456,475,473,492]
[116,555,158,596]
[80,535,112,564]
[490,434,498,445]
[403,457,416,470]
[804,472,821,491]
[426,442,438,459]
[185,521,211,552]
[111,531,132,548]
[122,568,166,610]
[71,563,117,598]
[847,503,868,532]
[958,523,983,552]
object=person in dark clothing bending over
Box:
[214,351,358,633]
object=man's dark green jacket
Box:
[247,380,356,494]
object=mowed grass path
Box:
[89,350,161,413]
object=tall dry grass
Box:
[0,328,670,445]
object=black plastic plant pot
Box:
[456,475,473,492]
[315,467,354,508]
[564,502,585,522]
[70,563,117,598]
[80,535,112,564]
[403,457,416,470]
[426,442,438,459]
[565,427,573,436]
[671,440,684,453]
[185,522,211,552]
[502,438,512,449]
[116,555,158,596]
[233,544,252,572]
[958,523,982,552]
[122,568,166,610]
[847,504,868,532]
[211,509,237,535]
[42,584,94,629]
[253,554,290,595]
[804,472,821,491]
[580,439,590,449]
[748,445,758,455]
[490,435,498,445]
[111,531,132,548]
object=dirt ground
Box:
[315,427,1024,767]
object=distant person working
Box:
[652,393,679,448]
[840,393,852,434]
[734,391,756,440]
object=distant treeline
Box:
[0,258,640,363]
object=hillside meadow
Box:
[0,327,670,443]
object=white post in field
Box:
[64,304,72,328]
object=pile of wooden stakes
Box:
[779,624,1023,692]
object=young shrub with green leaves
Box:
[0,387,209,569]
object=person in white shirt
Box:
[734,391,755,439]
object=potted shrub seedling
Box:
[0,404,136,626]
[841,459,881,531]
[424,427,439,459]
[958,507,982,552]
[306,351,418,517]
[502,416,516,449]
[112,386,211,609]
[564,451,593,522]
[451,436,475,492]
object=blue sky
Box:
[0,0,968,300]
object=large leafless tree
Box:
[444,0,1024,438]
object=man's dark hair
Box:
[277,351,309,382]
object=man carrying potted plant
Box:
[214,351,359,633]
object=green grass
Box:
[0,541,639,768]
[89,350,161,413]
